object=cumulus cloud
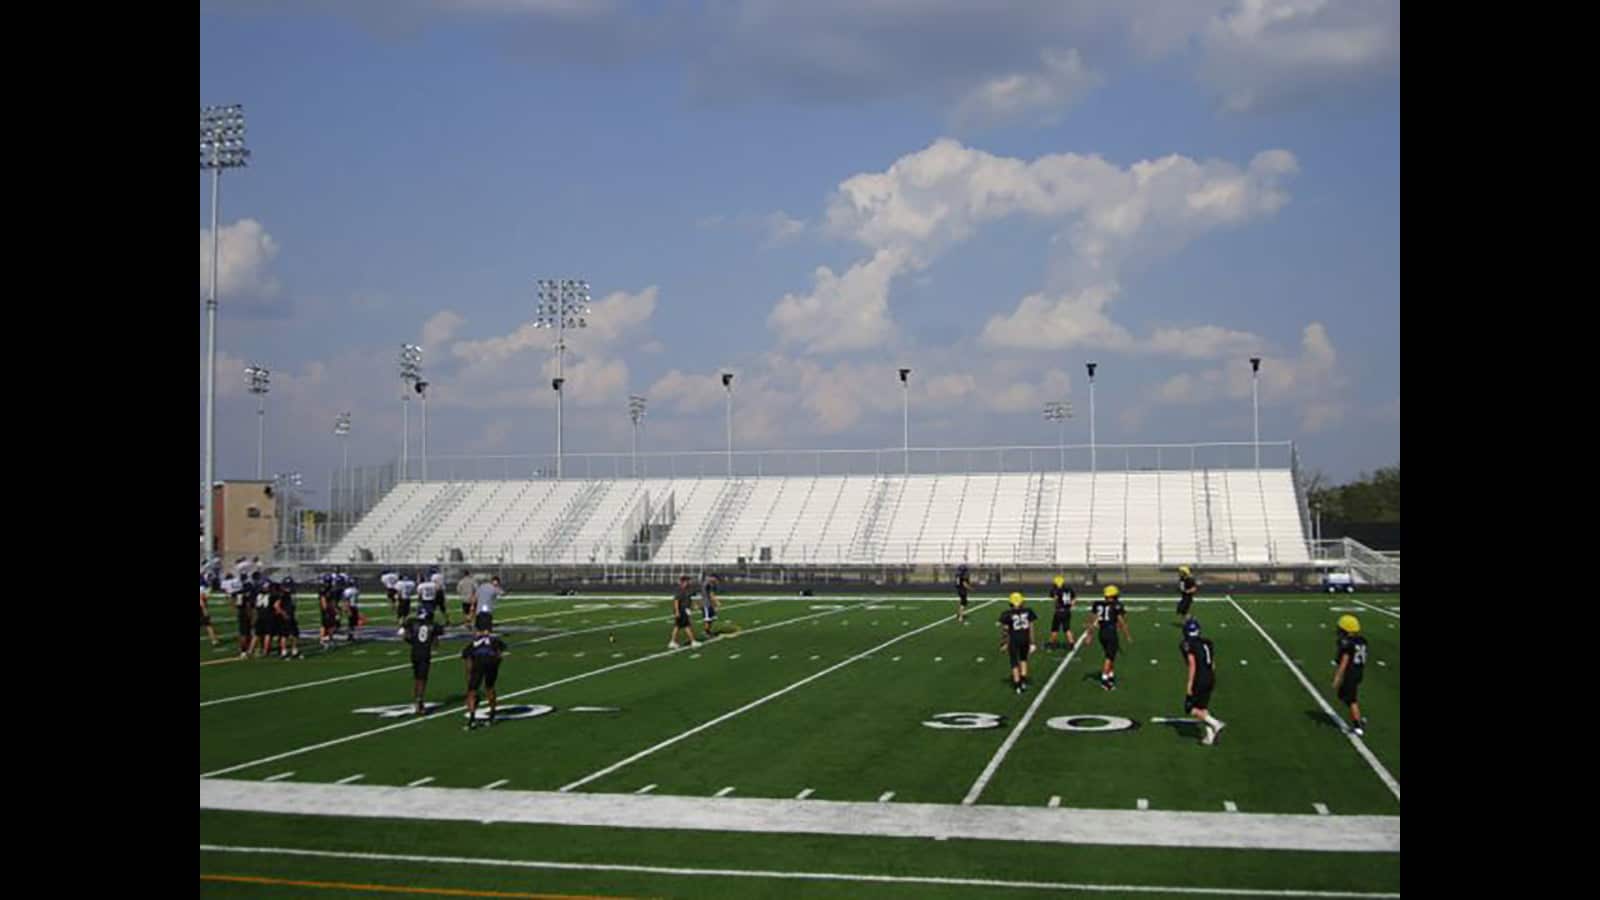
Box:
[949,48,1101,130]
[199,218,281,305]
[1199,0,1400,113]
[1145,324,1265,360]
[421,310,465,349]
[1146,321,1348,432]
[767,249,907,353]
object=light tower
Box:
[398,345,422,479]
[628,395,647,478]
[199,103,249,559]
[721,371,734,476]
[245,365,270,479]
[415,378,431,481]
[1085,362,1098,473]
[898,367,911,475]
[1249,356,1262,469]
[334,412,351,537]
[1043,400,1072,471]
[535,279,591,479]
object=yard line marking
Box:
[963,628,1091,805]
[714,786,736,798]
[407,777,436,788]
[573,652,585,658]
[634,784,657,795]
[1224,801,1238,812]
[878,791,895,803]
[1314,803,1331,816]
[201,843,1400,893]
[263,771,295,782]
[611,653,623,658]
[1349,598,1400,619]
[810,655,820,660]
[934,656,942,662]
[199,656,246,667]
[559,604,993,794]
[795,788,814,800]
[1226,598,1400,802]
[728,654,740,660]
[1048,795,1061,808]
[335,774,365,785]
[197,873,627,899]
[199,601,774,709]
[482,779,510,791]
[1137,798,1150,810]
[769,654,779,660]
[891,656,900,662]
[201,603,866,779]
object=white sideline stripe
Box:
[1048,795,1061,808]
[263,771,295,782]
[407,776,435,787]
[1226,598,1400,802]
[1314,803,1331,816]
[796,788,814,800]
[558,603,995,793]
[198,599,773,709]
[878,791,895,803]
[196,844,1399,898]
[481,779,509,790]
[1225,801,1238,812]
[963,628,1091,805]
[714,786,736,797]
[200,602,865,779]
[634,784,657,795]
[1349,598,1399,620]
[335,774,365,785]
[198,781,1401,853]
[1137,798,1150,810]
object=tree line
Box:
[1305,466,1399,524]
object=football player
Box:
[668,575,699,650]
[1332,614,1368,736]
[394,572,417,627]
[457,569,478,621]
[1046,575,1075,651]
[998,592,1038,695]
[246,573,274,658]
[222,569,250,658]
[1083,585,1133,690]
[461,625,509,730]
[273,576,303,659]
[470,575,503,633]
[341,577,361,643]
[1179,619,1227,745]
[954,563,972,625]
[318,574,341,649]
[403,612,441,716]
[380,570,400,618]
[199,577,220,647]
[1176,565,1199,621]
[700,573,720,640]
[417,572,448,629]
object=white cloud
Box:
[1145,324,1265,360]
[949,48,1101,130]
[421,310,465,349]
[1146,321,1348,433]
[979,286,1133,351]
[764,212,805,245]
[767,248,907,353]
[199,218,281,303]
[1199,0,1400,112]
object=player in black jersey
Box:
[403,613,441,715]
[273,577,303,660]
[954,563,972,625]
[1083,585,1133,690]
[318,576,340,650]
[998,592,1038,694]
[461,627,509,730]
[700,573,720,640]
[1333,614,1369,736]
[1179,619,1227,745]
[246,574,274,658]
[1176,566,1198,621]
[1046,575,1076,651]
[668,576,700,650]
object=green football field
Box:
[198,589,1401,899]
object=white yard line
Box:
[334,774,365,785]
[1048,795,1061,808]
[199,600,774,709]
[795,788,814,800]
[1224,801,1238,812]
[406,776,435,787]
[1348,598,1399,619]
[714,786,737,797]
[262,771,295,782]
[1137,798,1150,810]
[198,781,1400,853]
[877,791,895,803]
[1314,803,1331,816]
[1226,598,1400,802]
[962,628,1091,805]
[481,779,509,790]
[634,784,657,795]
[558,603,995,793]
[200,602,866,779]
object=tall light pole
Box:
[399,344,422,479]
[245,365,270,479]
[1043,400,1072,471]
[1085,362,1098,473]
[535,279,590,479]
[334,412,351,539]
[898,367,911,475]
[1249,356,1262,470]
[200,104,249,560]
[628,395,647,478]
[415,379,431,481]
[721,371,734,476]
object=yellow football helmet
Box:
[1053,575,1066,588]
[1009,592,1025,607]
[1178,565,1192,577]
[1103,585,1119,599]
[1338,614,1361,634]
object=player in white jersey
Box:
[395,574,418,629]
[380,570,400,618]
[417,576,446,626]
[341,582,361,643]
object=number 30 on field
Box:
[921,712,1137,733]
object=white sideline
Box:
[201,602,866,778]
[963,629,1091,805]
[1226,598,1400,802]
[558,602,997,793]
[1348,598,1399,620]
[199,600,773,708]
[198,780,1400,853]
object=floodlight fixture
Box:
[536,278,591,479]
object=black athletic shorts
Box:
[1051,610,1071,632]
[254,609,274,637]
[1177,596,1194,616]
[321,608,339,629]
[468,660,500,691]
[281,615,298,638]
[236,608,252,634]
[1007,638,1031,666]
[462,601,473,618]
[1098,627,1119,660]
[1337,673,1362,705]
[1185,676,1215,712]
[347,609,360,629]
[411,656,431,681]
[957,587,969,606]
[475,611,494,632]
[199,608,211,627]
[674,609,690,628]
[397,598,411,619]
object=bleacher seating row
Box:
[323,470,1311,566]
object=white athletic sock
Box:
[1204,714,1225,729]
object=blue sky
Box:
[200,1,1399,500]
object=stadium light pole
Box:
[1086,362,1098,473]
[628,395,647,478]
[721,371,734,477]
[1250,356,1262,470]
[334,412,351,539]
[416,379,431,481]
[200,104,249,560]
[399,344,422,480]
[1043,400,1072,472]
[245,365,270,479]
[535,279,591,479]
[898,367,911,475]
